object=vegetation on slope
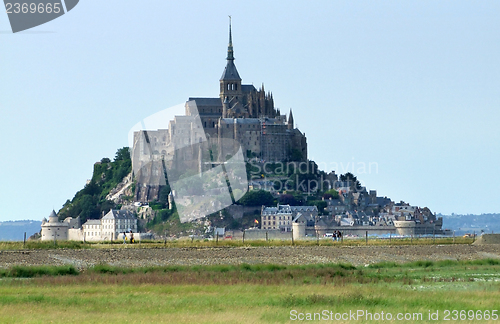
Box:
[57,147,132,224]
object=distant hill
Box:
[439,213,500,235]
[0,220,41,241]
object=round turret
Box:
[48,210,58,223]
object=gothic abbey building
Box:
[132,23,308,202]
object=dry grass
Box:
[0,279,499,323]
[0,236,475,251]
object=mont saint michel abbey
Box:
[132,23,307,202]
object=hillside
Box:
[57,146,458,238]
[57,147,132,224]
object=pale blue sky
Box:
[1,1,499,221]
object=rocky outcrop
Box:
[106,172,134,204]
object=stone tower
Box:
[220,17,243,117]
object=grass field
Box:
[0,260,499,323]
[0,236,475,250]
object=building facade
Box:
[82,209,137,241]
[132,22,308,202]
[261,204,318,231]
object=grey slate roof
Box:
[188,98,222,107]
[376,197,392,207]
[220,61,241,81]
[293,213,306,223]
[290,206,318,213]
[262,118,286,125]
[83,219,101,226]
[103,209,136,220]
[241,84,256,93]
[315,219,328,227]
[326,199,342,206]
[235,118,261,124]
[220,118,261,124]
[262,205,292,215]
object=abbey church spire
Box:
[227,16,234,61]
[220,16,243,117]
[220,16,241,82]
[288,109,294,130]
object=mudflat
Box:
[1,244,499,269]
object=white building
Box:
[261,205,293,231]
[102,209,137,240]
[261,204,318,231]
[82,209,137,241]
[82,219,102,241]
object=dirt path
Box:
[1,245,499,269]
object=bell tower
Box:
[220,16,242,116]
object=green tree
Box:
[57,147,133,223]
[278,194,298,206]
[159,185,171,204]
[238,190,275,206]
[114,147,130,162]
[323,189,339,199]
[99,200,116,216]
[310,200,327,215]
[79,195,99,222]
[339,172,362,190]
